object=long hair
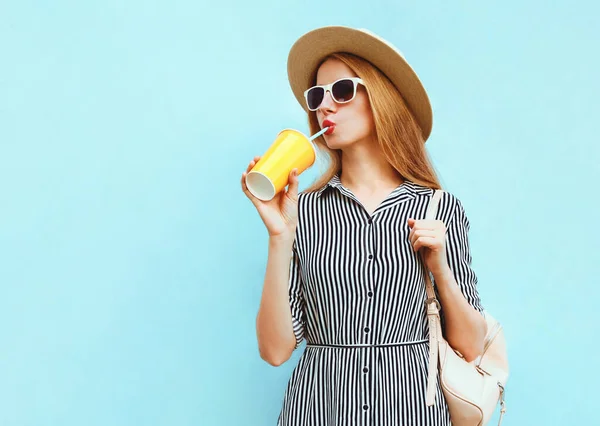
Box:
[303,52,442,192]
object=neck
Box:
[338,138,403,193]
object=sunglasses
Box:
[304,77,365,111]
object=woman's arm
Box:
[431,266,486,361]
[255,235,303,366]
[408,196,486,362]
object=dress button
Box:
[363,405,369,410]
[364,327,370,333]
[363,367,369,373]
[368,218,373,225]
[368,255,373,260]
[368,291,373,297]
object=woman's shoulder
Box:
[409,181,467,223]
[297,186,328,204]
[436,190,471,227]
[296,188,328,221]
[296,189,320,221]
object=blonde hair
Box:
[303,52,442,192]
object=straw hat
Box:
[287,26,433,141]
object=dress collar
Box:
[315,173,432,198]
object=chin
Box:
[324,135,350,150]
[325,141,345,150]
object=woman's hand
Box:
[241,156,300,240]
[407,218,450,277]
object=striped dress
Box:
[277,174,484,426]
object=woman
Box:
[241,26,487,426]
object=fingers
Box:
[241,171,255,202]
[246,156,261,173]
[241,156,261,201]
[409,229,437,247]
[408,219,446,241]
[241,157,261,187]
[410,227,447,253]
[241,171,249,193]
[408,219,442,229]
[286,169,299,202]
[412,236,440,252]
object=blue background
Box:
[1,1,598,425]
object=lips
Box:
[323,119,336,135]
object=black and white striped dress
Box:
[277,174,484,426]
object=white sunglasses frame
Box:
[303,77,365,111]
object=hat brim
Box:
[287,26,433,142]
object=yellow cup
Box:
[246,129,317,201]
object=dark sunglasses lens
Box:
[332,79,355,102]
[307,87,324,110]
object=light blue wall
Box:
[1,1,598,425]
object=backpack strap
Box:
[423,189,444,406]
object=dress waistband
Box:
[305,339,428,348]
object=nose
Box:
[317,90,336,114]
